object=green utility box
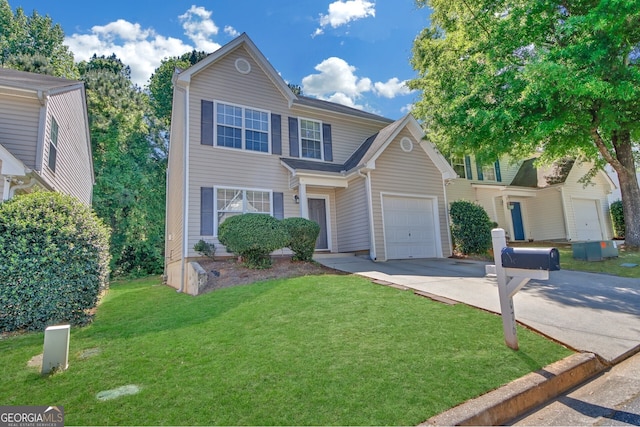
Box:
[572,240,619,261]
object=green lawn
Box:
[510,241,640,278]
[0,275,572,426]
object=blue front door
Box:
[510,202,525,240]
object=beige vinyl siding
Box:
[370,131,451,260]
[165,84,187,287]
[0,172,4,196]
[0,95,40,169]
[475,188,501,223]
[526,187,567,240]
[335,177,370,252]
[445,178,477,203]
[500,158,524,185]
[39,89,93,204]
[562,163,613,240]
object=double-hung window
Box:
[450,156,466,179]
[300,119,322,160]
[48,117,59,172]
[216,188,271,230]
[216,102,269,153]
[482,165,497,181]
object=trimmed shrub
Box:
[218,214,289,269]
[610,200,625,238]
[0,192,111,333]
[449,200,493,255]
[281,217,321,261]
[194,239,216,259]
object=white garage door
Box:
[573,199,603,241]
[383,196,438,259]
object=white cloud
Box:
[65,6,222,87]
[302,57,413,110]
[373,78,413,98]
[401,103,414,114]
[224,26,240,38]
[178,6,221,52]
[314,0,375,36]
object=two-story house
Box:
[446,154,615,243]
[0,68,94,204]
[164,33,457,291]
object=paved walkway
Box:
[315,255,640,363]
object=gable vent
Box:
[235,58,251,74]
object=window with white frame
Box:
[482,165,496,181]
[450,156,466,179]
[48,117,59,172]
[300,119,322,159]
[216,102,270,153]
[216,188,271,230]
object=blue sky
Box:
[11,1,432,119]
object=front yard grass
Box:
[0,275,572,426]
[510,241,640,278]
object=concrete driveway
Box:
[315,255,640,363]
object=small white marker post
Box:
[42,324,70,375]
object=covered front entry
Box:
[382,195,438,259]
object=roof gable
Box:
[174,33,296,106]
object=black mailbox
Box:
[501,247,560,271]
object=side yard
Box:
[0,274,572,426]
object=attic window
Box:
[400,137,414,153]
[235,58,251,74]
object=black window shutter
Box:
[288,117,299,157]
[273,192,284,220]
[495,159,502,182]
[464,155,473,180]
[271,114,282,155]
[476,160,484,181]
[200,187,214,236]
[201,100,214,146]
[322,123,333,161]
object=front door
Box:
[510,202,525,240]
[308,198,328,250]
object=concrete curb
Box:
[421,352,607,426]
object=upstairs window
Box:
[215,102,270,153]
[450,156,466,179]
[48,118,59,172]
[482,165,497,181]
[300,119,322,159]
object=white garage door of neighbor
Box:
[383,196,438,259]
[573,199,603,241]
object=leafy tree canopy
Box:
[410,0,640,246]
[148,50,208,127]
[0,0,77,78]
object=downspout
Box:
[442,179,453,257]
[179,85,190,293]
[163,166,170,283]
[358,169,377,261]
[9,176,38,197]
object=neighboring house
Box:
[0,68,94,204]
[446,155,616,242]
[604,163,640,205]
[165,33,457,291]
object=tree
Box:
[148,50,208,127]
[409,0,640,247]
[0,0,77,78]
[80,55,166,276]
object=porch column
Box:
[502,195,514,241]
[2,176,11,201]
[299,182,309,219]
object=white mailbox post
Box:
[486,229,559,350]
